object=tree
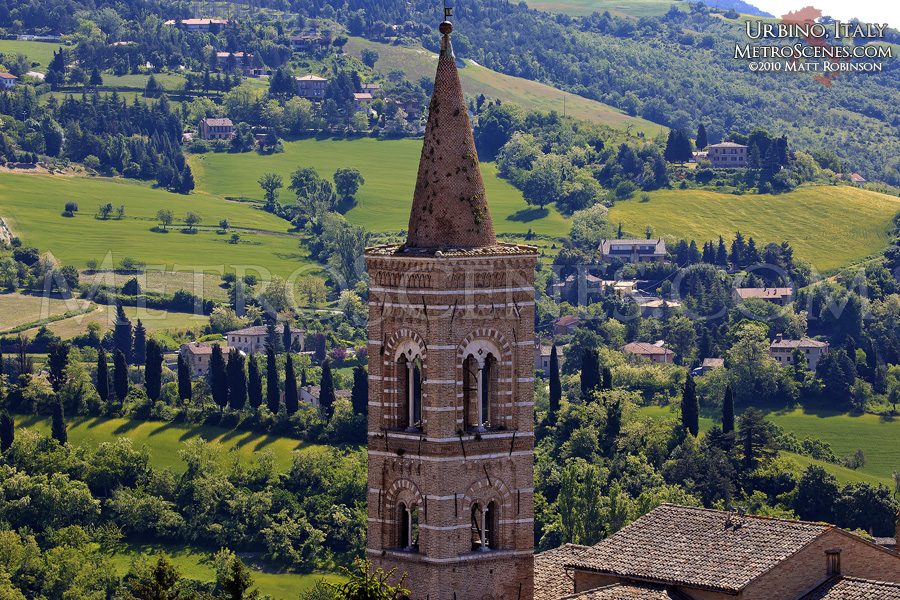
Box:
[127,555,193,600]
[523,155,565,210]
[133,319,147,366]
[266,322,280,353]
[722,385,735,434]
[114,302,132,361]
[334,168,365,201]
[184,211,201,232]
[266,345,280,414]
[351,364,368,415]
[360,48,379,68]
[227,349,247,411]
[210,344,228,410]
[221,559,259,600]
[114,349,129,401]
[156,209,174,230]
[319,358,337,419]
[284,354,298,414]
[248,354,262,409]
[549,345,561,414]
[177,352,192,404]
[738,407,776,471]
[145,338,163,401]
[259,173,283,209]
[99,202,113,218]
[696,123,708,150]
[681,375,699,436]
[0,411,14,452]
[794,465,839,522]
[328,559,408,600]
[282,323,292,355]
[580,348,601,399]
[47,341,70,393]
[96,348,110,403]
[51,397,67,445]
[664,128,693,165]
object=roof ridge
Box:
[656,503,832,528]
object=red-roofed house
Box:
[707,141,747,168]
[199,117,233,140]
[620,341,674,364]
[553,315,581,335]
[0,73,17,89]
[296,74,327,98]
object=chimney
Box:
[775,333,783,342]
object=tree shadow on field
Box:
[506,207,548,223]
[147,420,183,437]
[335,196,357,214]
[112,420,141,435]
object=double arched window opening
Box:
[397,352,423,431]
[462,351,499,431]
[398,501,419,551]
[471,500,499,551]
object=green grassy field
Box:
[112,541,343,599]
[19,305,208,339]
[14,414,320,473]
[0,173,314,277]
[345,38,663,137]
[190,138,574,237]
[636,405,899,486]
[99,73,187,90]
[609,186,900,272]
[0,40,60,73]
[526,0,680,17]
[0,293,92,332]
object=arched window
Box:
[398,501,419,551]
[482,353,499,428]
[463,354,479,431]
[471,501,498,551]
[462,350,501,431]
[471,503,485,551]
[398,354,422,430]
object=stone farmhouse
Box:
[225,325,304,354]
[768,334,829,371]
[707,141,748,168]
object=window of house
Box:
[826,550,841,575]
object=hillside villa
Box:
[599,239,667,263]
[199,117,233,141]
[620,341,674,364]
[553,315,581,335]
[535,342,568,372]
[296,74,328,98]
[734,287,794,306]
[225,325,305,354]
[299,385,352,407]
[216,51,254,74]
[163,18,228,33]
[534,503,900,599]
[0,73,17,89]
[769,334,829,370]
[691,357,725,377]
[179,341,235,376]
[707,141,748,168]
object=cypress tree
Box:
[133,319,147,366]
[114,349,129,401]
[549,345,561,414]
[351,364,368,415]
[51,397,67,445]
[227,349,247,411]
[722,384,735,434]
[696,123,707,150]
[145,338,163,401]
[0,411,13,452]
[681,375,699,437]
[301,368,307,387]
[177,352,192,404]
[113,302,133,361]
[210,344,228,410]
[96,348,110,403]
[284,354,298,414]
[266,344,280,414]
[319,358,336,419]
[248,354,262,409]
[266,322,279,352]
[601,366,613,390]
[47,341,70,393]
[282,323,292,355]
[716,236,728,266]
[866,338,878,381]
[580,348,600,399]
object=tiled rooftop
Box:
[770,337,829,349]
[534,543,588,599]
[800,577,900,600]
[567,504,831,593]
[621,342,673,356]
[561,583,684,600]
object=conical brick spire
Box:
[406,19,496,249]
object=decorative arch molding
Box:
[461,476,512,512]
[456,328,512,362]
[385,478,425,514]
[385,327,427,362]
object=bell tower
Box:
[364,12,537,600]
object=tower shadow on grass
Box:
[506,207,548,222]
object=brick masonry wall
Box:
[366,249,538,600]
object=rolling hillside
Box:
[609,186,900,272]
[344,37,663,137]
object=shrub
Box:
[188,139,211,154]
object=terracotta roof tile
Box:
[567,504,831,593]
[621,342,673,356]
[561,583,682,600]
[534,544,588,599]
[800,577,900,600]
[770,337,829,349]
[406,28,496,249]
